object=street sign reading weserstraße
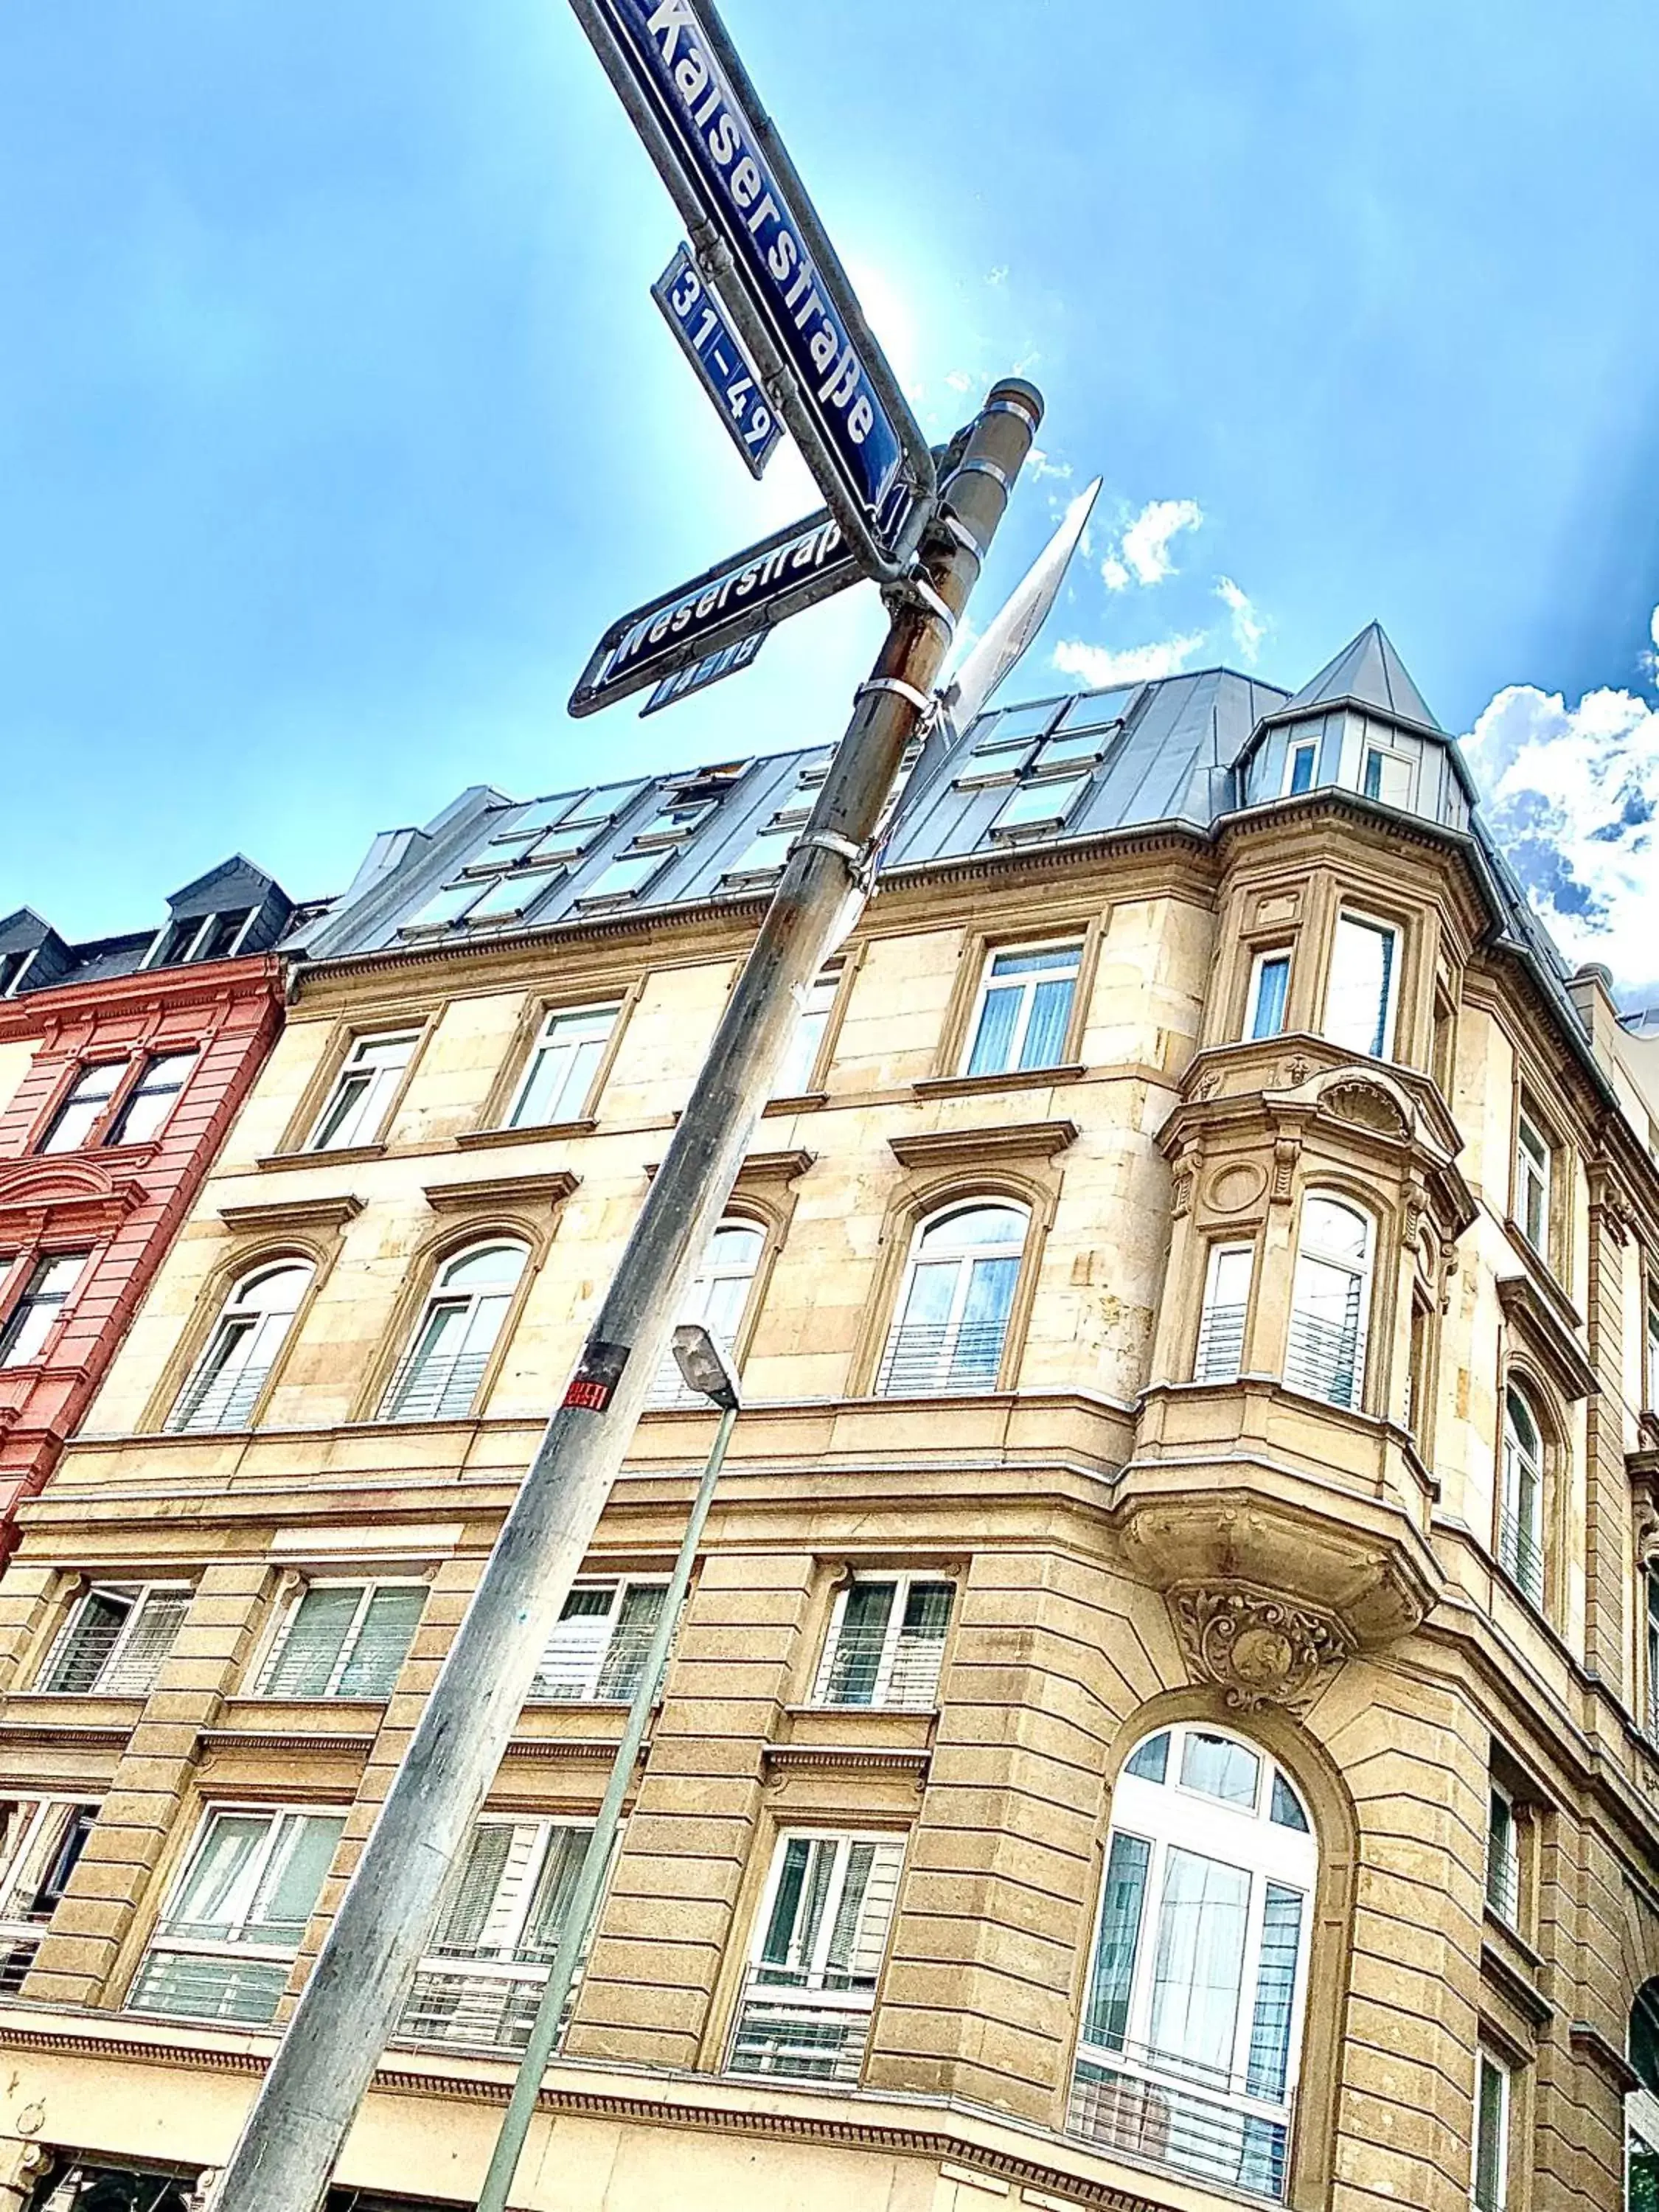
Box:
[581,0,917,563]
[568,507,858,717]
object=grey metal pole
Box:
[204,377,1041,2212]
[476,1397,738,2212]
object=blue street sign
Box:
[569,506,860,717]
[641,626,767,714]
[651,244,782,480]
[579,0,923,568]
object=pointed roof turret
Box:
[1278,621,1441,734]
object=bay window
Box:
[728,1830,906,2083]
[128,1806,345,2025]
[1245,950,1291,1042]
[1195,1242,1253,1383]
[1323,911,1399,1060]
[1285,1195,1373,1411]
[1071,1723,1316,2200]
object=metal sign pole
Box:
[202,378,1040,2212]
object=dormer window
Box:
[1284,740,1317,796]
[0,947,36,998]
[1362,743,1414,807]
[146,909,257,968]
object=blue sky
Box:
[4,2,1658,981]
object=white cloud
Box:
[1215,577,1267,664]
[1461,669,1659,995]
[1027,447,1071,482]
[987,265,1009,286]
[1096,497,1204,590]
[1053,633,1208,687]
[944,368,974,394]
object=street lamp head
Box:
[671,1324,742,1411]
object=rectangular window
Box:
[127,1806,345,2025]
[0,1796,99,1994]
[529,1580,669,1703]
[306,1032,420,1152]
[962,942,1082,1077]
[1363,747,1414,807]
[39,1063,125,1153]
[1245,950,1291,1041]
[40,1585,189,1697]
[574,851,667,908]
[0,1252,88,1368]
[728,1831,905,2084]
[773,966,841,1099]
[1284,740,1317,796]
[1515,1109,1551,1256]
[401,877,489,933]
[504,1004,619,1130]
[1472,2047,1510,2211]
[105,1052,198,1147]
[1195,1244,1253,1383]
[1323,912,1399,1060]
[990,772,1089,837]
[813,1577,953,1710]
[971,700,1063,755]
[1484,1787,1519,1926]
[256,1584,426,1700]
[722,821,797,883]
[462,868,562,925]
[1646,1570,1659,1741]
[1647,1276,1659,1413]
[400,1816,597,2053]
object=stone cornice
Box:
[218,1193,364,1234]
[1496,1274,1599,1402]
[421,1169,580,1214]
[888,1119,1078,1169]
[0,953,283,1043]
[762,1743,932,1778]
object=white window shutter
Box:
[101,1592,189,1695]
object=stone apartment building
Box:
[4,628,1659,2212]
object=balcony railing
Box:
[398,1963,561,2054]
[0,1930,41,1996]
[726,1970,874,2083]
[165,1361,273,1434]
[1284,1310,1363,1410]
[1193,1303,1247,1382]
[377,1349,489,1424]
[874,1320,1009,1399]
[1498,1506,1545,1607]
[1070,2047,1295,2201]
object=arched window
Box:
[166,1261,313,1433]
[650,1217,765,1407]
[1286,1194,1373,1411]
[1628,1980,1659,2210]
[1499,1385,1546,1608]
[1072,1722,1317,2201]
[877,1200,1028,1397]
[378,1241,527,1423]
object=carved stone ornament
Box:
[1284,1055,1312,1087]
[1168,1581,1355,1711]
[1321,1077,1411,1141]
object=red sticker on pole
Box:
[561,1338,632,1413]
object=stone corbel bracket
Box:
[1166,1579,1356,1712]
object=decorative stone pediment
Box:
[0,1157,149,1237]
[1318,1074,1411,1141]
[1168,1581,1354,1711]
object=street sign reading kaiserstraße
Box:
[652,243,783,480]
[641,626,766,714]
[568,0,933,576]
[568,504,858,717]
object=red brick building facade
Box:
[0,860,293,1544]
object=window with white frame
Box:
[1195,1243,1253,1384]
[0,1795,99,1994]
[39,1584,189,1697]
[1283,740,1317,797]
[1514,1107,1551,1258]
[1362,743,1415,808]
[127,1805,345,2025]
[399,1816,597,2053]
[773,965,841,1099]
[1499,1385,1546,1608]
[106,1052,198,1147]
[256,1583,426,1700]
[378,1241,528,1422]
[39,1062,126,1152]
[1323,911,1399,1060]
[1472,2045,1511,2211]
[1070,1722,1316,2202]
[813,1576,953,1710]
[727,1829,906,2083]
[165,1259,313,1433]
[876,1200,1027,1399]
[529,1579,668,1703]
[1285,1195,1372,1411]
[962,942,1082,1078]
[305,1032,420,1152]
[0,1252,88,1368]
[1485,1784,1519,1926]
[1245,950,1292,1042]
[503,1004,619,1130]
[648,1217,765,1406]
[1646,1568,1659,1740]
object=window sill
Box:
[256,1144,386,1171]
[762,1091,829,1116]
[913,1064,1086,1101]
[455,1120,598,1152]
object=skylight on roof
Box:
[403,877,487,931]
[574,850,667,908]
[722,822,796,881]
[464,868,563,924]
[973,700,1065,754]
[991,772,1089,837]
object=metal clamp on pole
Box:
[854,675,934,716]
